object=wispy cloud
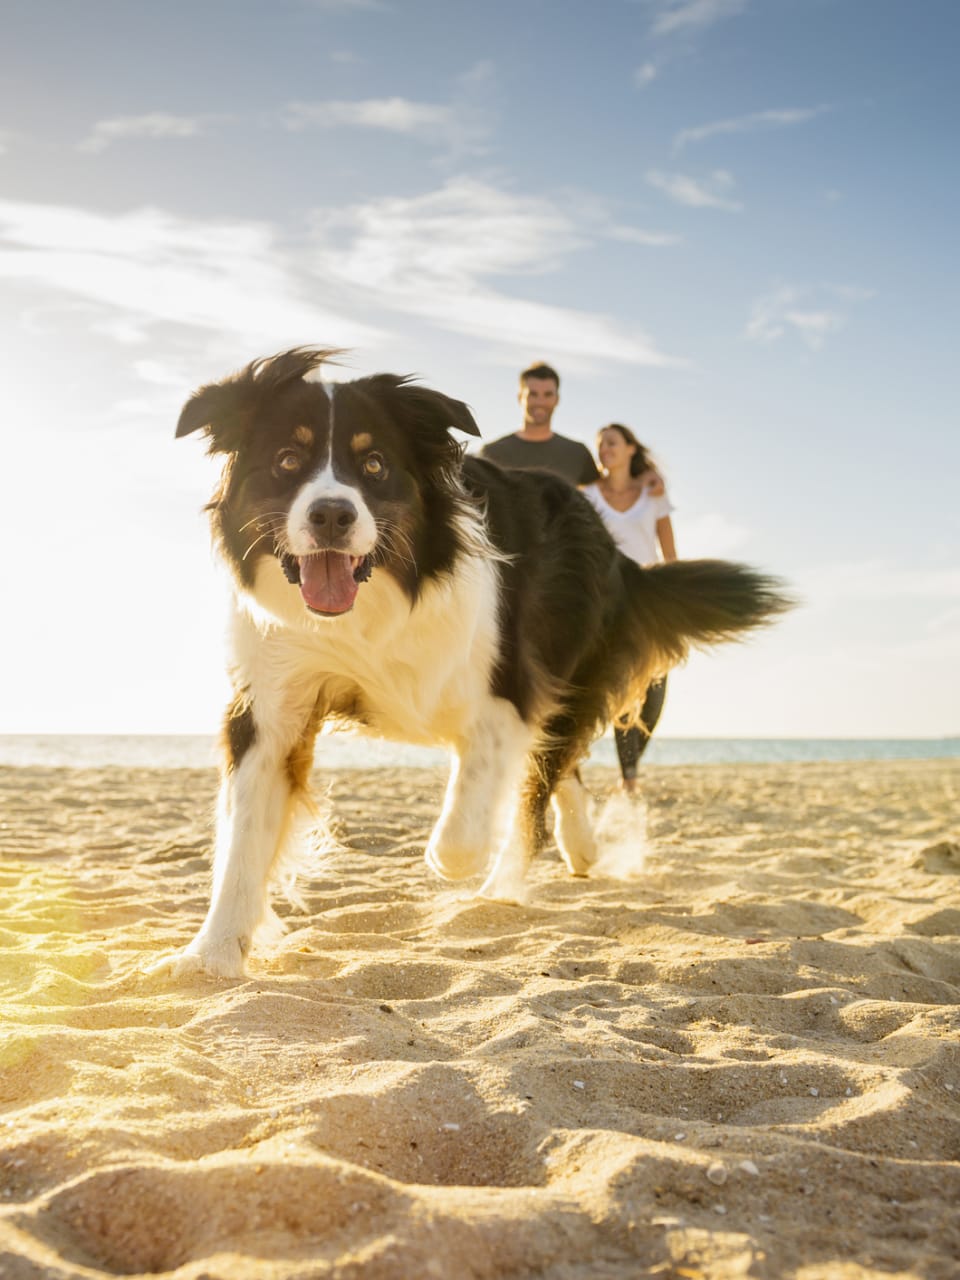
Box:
[283,96,452,136]
[77,113,211,154]
[634,62,659,88]
[608,224,681,247]
[310,178,683,366]
[0,198,381,348]
[674,105,831,151]
[646,0,749,37]
[646,168,742,210]
[282,68,496,161]
[0,184,682,372]
[746,284,874,349]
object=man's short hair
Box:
[519,361,560,390]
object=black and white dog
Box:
[165,347,789,977]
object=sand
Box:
[1,758,958,1279]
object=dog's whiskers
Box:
[238,511,289,536]
[375,521,417,571]
[241,532,273,562]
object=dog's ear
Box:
[364,376,480,441]
[176,347,344,452]
[396,384,481,439]
[175,378,252,452]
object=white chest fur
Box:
[230,553,502,747]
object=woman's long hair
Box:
[599,423,660,480]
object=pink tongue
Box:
[298,552,359,615]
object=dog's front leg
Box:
[182,748,296,976]
[155,691,317,979]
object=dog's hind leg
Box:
[425,697,534,881]
[551,771,598,875]
[480,714,599,899]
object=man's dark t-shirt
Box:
[478,433,599,486]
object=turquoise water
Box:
[1,734,956,770]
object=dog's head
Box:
[177,347,480,616]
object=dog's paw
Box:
[555,845,596,878]
[424,834,489,881]
[477,864,528,905]
[147,934,247,980]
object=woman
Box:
[581,423,677,794]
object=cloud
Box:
[0,184,683,371]
[674,105,831,150]
[646,168,742,210]
[0,198,381,348]
[745,284,874,349]
[282,72,495,162]
[608,224,682,247]
[78,113,209,154]
[646,0,749,37]
[310,178,683,366]
[283,97,453,136]
[634,62,659,88]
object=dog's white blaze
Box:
[284,382,378,557]
[285,457,378,558]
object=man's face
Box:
[519,376,559,430]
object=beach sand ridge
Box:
[1,761,958,1278]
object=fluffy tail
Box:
[620,556,794,677]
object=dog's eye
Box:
[362,453,387,479]
[274,449,303,474]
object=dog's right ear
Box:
[175,378,253,452]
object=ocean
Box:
[0,734,957,770]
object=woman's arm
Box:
[656,515,677,562]
[639,468,665,497]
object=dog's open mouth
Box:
[280,551,373,615]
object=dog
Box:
[163,347,790,977]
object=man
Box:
[478,361,599,486]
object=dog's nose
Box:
[307,499,357,533]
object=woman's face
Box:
[598,428,637,473]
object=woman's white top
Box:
[581,483,674,566]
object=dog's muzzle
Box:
[278,551,373,586]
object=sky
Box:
[1,0,957,739]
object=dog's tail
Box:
[614,557,794,715]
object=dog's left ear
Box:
[389,380,481,440]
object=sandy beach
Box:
[1,758,958,1279]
